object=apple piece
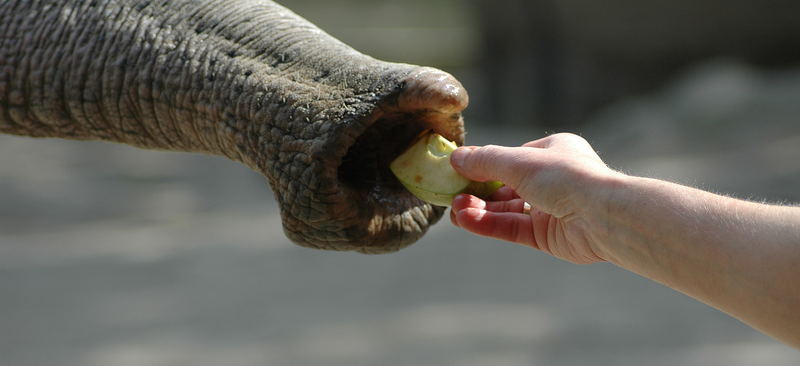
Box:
[390,132,471,206]
[464,180,505,199]
[390,132,503,206]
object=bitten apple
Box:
[390,132,503,206]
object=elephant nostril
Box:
[337,115,426,198]
[337,67,469,213]
[323,67,468,253]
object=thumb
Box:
[450,145,534,188]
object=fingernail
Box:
[451,146,474,169]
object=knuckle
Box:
[555,133,593,151]
[478,144,502,155]
[473,144,502,166]
[552,132,584,143]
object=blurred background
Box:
[2,0,800,365]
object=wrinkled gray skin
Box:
[0,0,468,253]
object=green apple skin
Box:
[390,132,503,206]
[464,180,505,199]
[400,180,505,207]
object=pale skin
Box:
[448,133,800,348]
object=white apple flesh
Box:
[390,132,503,206]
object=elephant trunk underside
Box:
[0,0,468,253]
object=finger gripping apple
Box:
[390,132,503,206]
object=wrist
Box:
[570,170,638,263]
[586,173,694,266]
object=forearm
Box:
[601,176,800,347]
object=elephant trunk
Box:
[0,0,468,253]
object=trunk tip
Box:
[399,67,469,115]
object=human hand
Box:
[451,133,800,347]
[449,133,622,264]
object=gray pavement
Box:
[2,61,799,365]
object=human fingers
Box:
[450,194,486,227]
[450,145,541,187]
[452,194,529,214]
[484,199,528,213]
[490,186,520,201]
[452,194,485,212]
[452,193,534,246]
[454,208,536,247]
